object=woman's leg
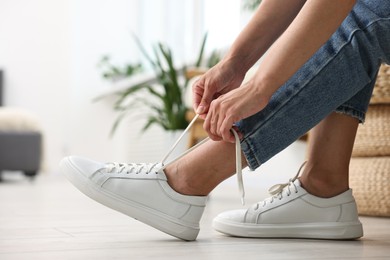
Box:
[300,112,359,198]
[212,112,365,239]
[165,112,359,198]
[238,2,389,170]
[164,140,246,196]
[165,1,390,197]
[166,1,390,198]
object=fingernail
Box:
[196,106,205,114]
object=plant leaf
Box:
[132,34,156,68]
[195,32,208,67]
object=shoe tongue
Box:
[293,178,302,187]
[154,168,166,181]
[293,178,310,194]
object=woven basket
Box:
[349,157,390,217]
[352,105,390,157]
[371,64,390,104]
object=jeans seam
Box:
[241,137,262,170]
[335,104,366,123]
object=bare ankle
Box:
[162,140,239,196]
[163,163,209,197]
[299,166,349,198]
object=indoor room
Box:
[0,0,389,259]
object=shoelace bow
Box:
[256,161,307,208]
[106,114,245,205]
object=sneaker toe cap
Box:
[60,156,105,179]
[214,209,248,224]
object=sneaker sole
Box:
[213,216,363,240]
[60,157,200,241]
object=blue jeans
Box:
[238,0,390,170]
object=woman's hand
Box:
[203,80,270,143]
[192,60,246,118]
[192,0,356,143]
[191,59,271,143]
[190,0,309,143]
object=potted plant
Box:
[102,34,220,136]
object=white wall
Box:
[0,0,144,172]
[0,0,71,172]
[0,0,245,173]
[66,0,142,164]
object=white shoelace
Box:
[106,162,160,174]
[256,161,306,208]
[160,114,245,205]
[106,114,245,205]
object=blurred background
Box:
[0,0,257,174]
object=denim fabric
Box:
[238,0,390,170]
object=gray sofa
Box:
[0,70,42,179]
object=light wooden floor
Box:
[0,171,389,260]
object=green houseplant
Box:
[242,0,262,11]
[105,34,220,136]
[97,55,143,82]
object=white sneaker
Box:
[60,156,207,241]
[213,166,363,240]
[60,114,245,241]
